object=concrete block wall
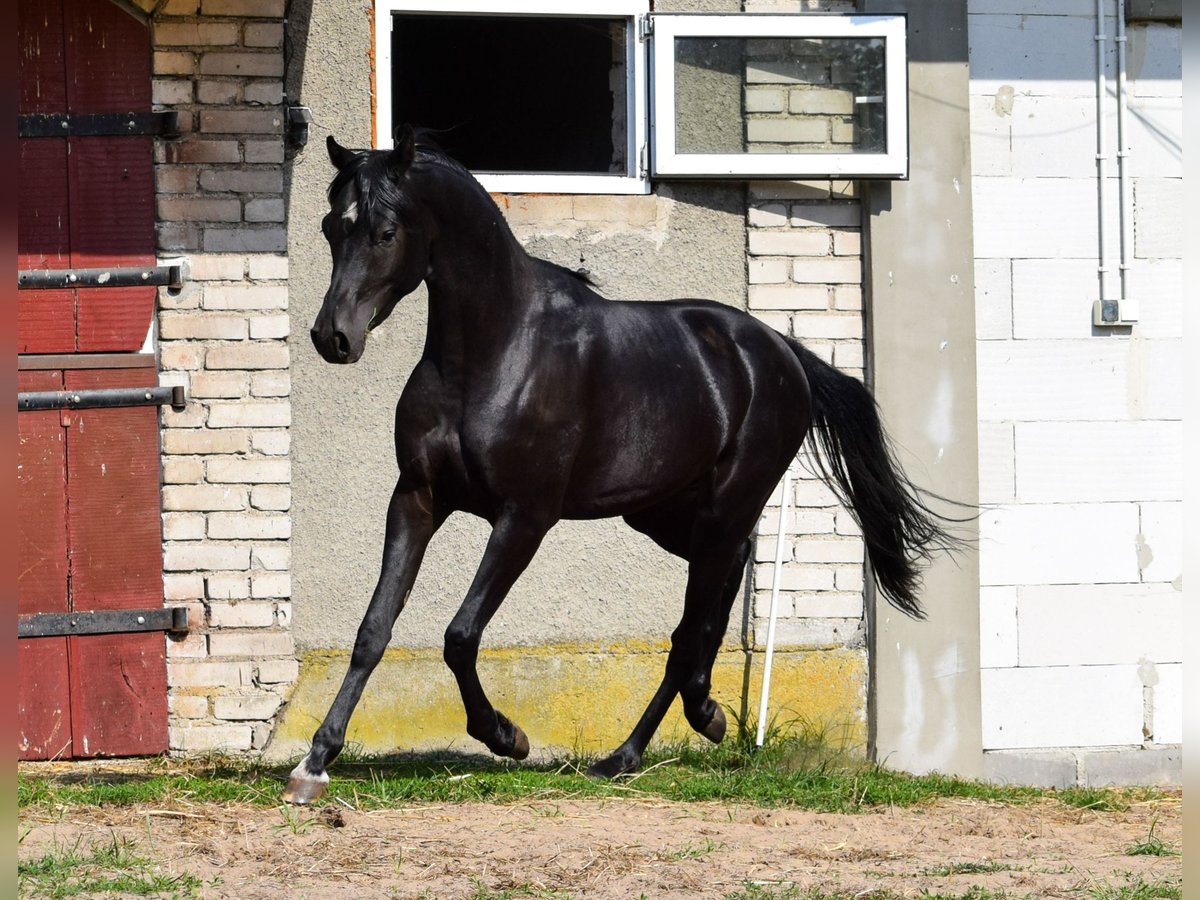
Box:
[150,0,296,753]
[968,3,1182,781]
[745,179,866,655]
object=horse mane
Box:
[325,126,456,219]
[327,129,599,289]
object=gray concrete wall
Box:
[285,0,749,652]
[862,0,983,778]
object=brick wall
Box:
[744,38,883,153]
[744,180,866,656]
[150,0,296,753]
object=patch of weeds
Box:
[1124,818,1179,857]
[1057,786,1160,813]
[1086,874,1183,899]
[272,803,317,835]
[18,834,205,898]
[921,860,1015,877]
[725,886,1016,900]
[657,836,722,861]
[467,876,573,899]
[725,883,803,900]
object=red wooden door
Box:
[17,370,72,760]
[18,0,156,353]
[17,0,168,760]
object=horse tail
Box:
[788,339,966,619]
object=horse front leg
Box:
[283,483,439,804]
[443,513,549,760]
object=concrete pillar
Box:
[861,0,983,778]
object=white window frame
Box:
[650,14,908,179]
[374,5,908,192]
[375,0,651,195]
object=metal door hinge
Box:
[18,111,181,139]
[18,263,187,291]
[18,607,189,639]
[19,385,186,413]
[638,13,653,41]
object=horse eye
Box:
[380,229,397,244]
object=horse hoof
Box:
[586,752,639,780]
[701,704,727,744]
[510,725,530,761]
[282,761,329,805]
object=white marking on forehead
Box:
[338,182,360,223]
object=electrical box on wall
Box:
[1092,298,1140,327]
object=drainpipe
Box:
[1114,0,1137,321]
[1093,0,1137,326]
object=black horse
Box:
[283,125,958,804]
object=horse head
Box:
[310,125,432,364]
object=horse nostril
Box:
[333,331,351,360]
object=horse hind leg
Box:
[622,506,751,745]
[680,537,752,746]
[442,512,549,761]
[587,527,750,779]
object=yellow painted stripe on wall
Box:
[267,642,866,761]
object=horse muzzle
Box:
[310,325,362,365]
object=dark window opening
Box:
[391,15,627,174]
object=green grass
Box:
[16,729,1171,816]
[18,834,207,898]
[1124,818,1179,857]
[920,861,1015,877]
[724,886,1019,900]
[720,881,1183,900]
[1085,874,1183,899]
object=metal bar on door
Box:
[18,385,186,412]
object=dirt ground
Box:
[18,789,1182,898]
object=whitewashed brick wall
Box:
[969,4,1182,755]
[150,0,295,754]
[746,180,866,652]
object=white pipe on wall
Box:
[1094,0,1112,308]
[756,465,793,748]
[1114,0,1137,321]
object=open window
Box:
[374,3,908,193]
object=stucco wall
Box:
[285,0,750,654]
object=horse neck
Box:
[415,164,535,373]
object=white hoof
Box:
[282,760,330,805]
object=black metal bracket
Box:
[18,385,186,413]
[18,607,189,639]
[286,106,313,153]
[18,111,181,139]
[18,263,187,291]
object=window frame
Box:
[649,13,908,179]
[374,0,651,195]
[373,4,909,192]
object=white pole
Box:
[756,464,793,748]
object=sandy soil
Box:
[18,791,1182,898]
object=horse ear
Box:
[388,124,416,180]
[327,135,358,171]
